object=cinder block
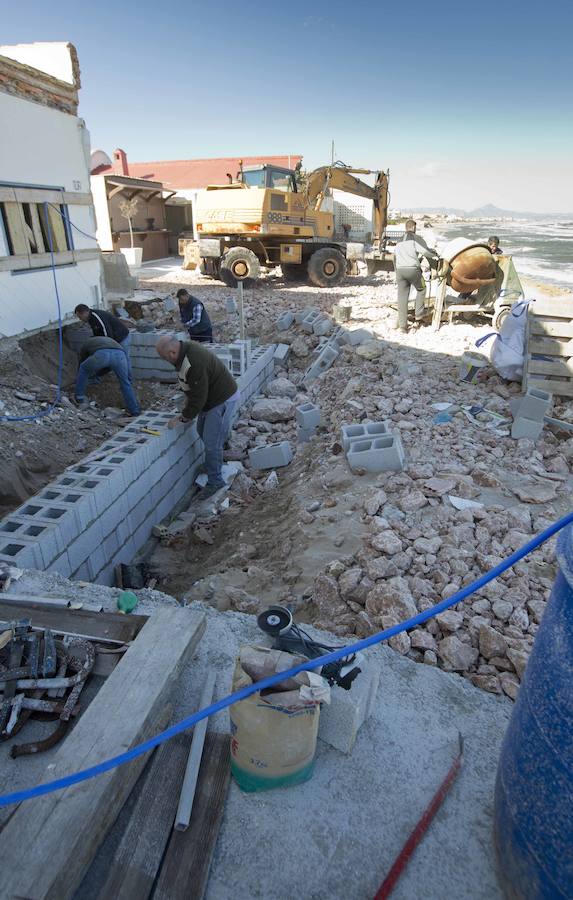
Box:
[277,311,294,331]
[341,423,367,451]
[296,402,321,429]
[248,441,293,470]
[341,421,389,451]
[303,345,339,383]
[318,658,380,754]
[347,434,405,473]
[295,306,318,324]
[0,535,44,570]
[313,316,333,337]
[274,343,290,367]
[67,519,105,572]
[511,416,544,440]
[328,328,349,351]
[297,427,316,443]
[15,520,68,567]
[302,310,322,333]
[45,550,72,578]
[36,487,98,531]
[511,388,553,423]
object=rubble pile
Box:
[143,267,573,701]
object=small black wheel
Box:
[220,247,261,288]
[281,263,308,283]
[308,247,346,288]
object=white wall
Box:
[0,42,76,84]
[0,91,102,336]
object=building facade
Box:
[0,42,102,337]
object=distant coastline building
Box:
[0,42,102,337]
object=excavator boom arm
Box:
[305,165,389,248]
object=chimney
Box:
[113,148,129,176]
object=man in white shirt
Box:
[393,220,438,333]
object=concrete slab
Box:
[0,586,507,900]
[192,608,509,900]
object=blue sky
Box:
[3,0,573,211]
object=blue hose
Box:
[0,508,570,808]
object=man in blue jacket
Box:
[176,289,213,343]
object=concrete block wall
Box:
[130,331,253,381]
[130,329,187,382]
[0,345,277,586]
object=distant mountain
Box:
[404,203,573,220]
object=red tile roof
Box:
[95,155,303,189]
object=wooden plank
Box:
[530,319,573,338]
[0,597,148,642]
[524,377,573,398]
[175,672,216,831]
[530,297,573,317]
[0,606,206,900]
[528,336,573,357]
[153,732,230,900]
[527,358,573,378]
[95,732,192,900]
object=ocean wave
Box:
[515,258,573,287]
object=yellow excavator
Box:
[182,161,390,287]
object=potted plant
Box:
[118,197,143,268]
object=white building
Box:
[0,42,102,337]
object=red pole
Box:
[374,734,464,900]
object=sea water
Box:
[431,220,573,291]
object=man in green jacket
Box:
[156,336,239,498]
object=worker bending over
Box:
[394,220,438,333]
[75,337,140,416]
[176,289,213,343]
[156,336,239,499]
[74,304,132,374]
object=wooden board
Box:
[153,732,230,900]
[523,299,573,397]
[96,733,192,900]
[0,606,206,900]
[0,598,148,643]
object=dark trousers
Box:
[188,328,213,343]
[396,267,426,330]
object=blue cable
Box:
[0,507,570,808]
[50,203,98,242]
[0,203,64,424]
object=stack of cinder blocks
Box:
[130,329,187,382]
[510,388,553,440]
[296,402,320,442]
[207,340,251,377]
[0,410,202,585]
[341,421,405,472]
[0,346,278,585]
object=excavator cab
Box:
[240,165,298,192]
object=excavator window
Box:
[241,166,297,192]
[242,169,266,188]
[268,171,295,192]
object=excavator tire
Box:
[220,247,260,288]
[308,247,346,288]
[281,263,308,283]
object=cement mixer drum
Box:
[440,239,497,293]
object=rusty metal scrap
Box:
[0,621,95,757]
